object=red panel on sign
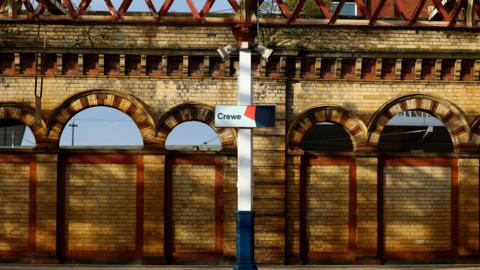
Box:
[244,106,256,120]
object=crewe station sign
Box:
[215,105,275,128]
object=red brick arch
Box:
[287,106,368,151]
[156,103,236,150]
[368,94,470,150]
[47,90,156,145]
[468,117,480,147]
[0,102,47,145]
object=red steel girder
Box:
[118,0,133,16]
[394,0,412,20]
[355,0,371,19]
[476,0,480,17]
[369,0,387,25]
[62,0,77,19]
[449,0,467,26]
[22,0,35,14]
[329,0,345,24]
[432,0,450,20]
[409,0,427,25]
[0,0,479,28]
[77,0,92,15]
[185,0,202,21]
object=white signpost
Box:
[235,42,255,270]
[214,42,275,270]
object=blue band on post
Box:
[233,211,257,270]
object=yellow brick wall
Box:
[0,163,30,251]
[35,154,58,254]
[65,163,137,251]
[0,25,235,50]
[291,81,480,125]
[286,155,301,261]
[384,166,451,252]
[306,165,350,252]
[223,156,237,257]
[143,155,165,256]
[458,158,479,255]
[172,164,216,252]
[356,157,378,255]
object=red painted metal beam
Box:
[329,0,345,24]
[1,0,479,29]
[103,0,119,19]
[369,0,387,25]
[78,0,92,16]
[158,0,174,17]
[432,0,450,20]
[288,0,307,24]
[186,0,202,21]
[449,0,467,26]
[313,0,332,19]
[476,0,480,18]
[274,0,291,17]
[409,0,427,26]
[228,0,240,12]
[287,0,333,23]
[119,0,133,16]
[145,0,159,20]
[22,0,36,15]
[200,0,216,17]
[62,0,77,19]
[356,0,371,19]
[394,0,412,20]
[36,0,49,16]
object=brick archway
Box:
[156,103,236,150]
[287,106,368,152]
[0,102,47,145]
[368,94,469,150]
[47,90,156,145]
[468,117,480,147]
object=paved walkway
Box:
[1,265,480,270]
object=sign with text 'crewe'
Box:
[215,105,276,128]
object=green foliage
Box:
[256,0,333,49]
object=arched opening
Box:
[300,122,353,152]
[377,109,457,261]
[295,120,356,263]
[0,119,36,148]
[56,106,144,261]
[164,121,226,263]
[165,121,221,151]
[59,106,143,148]
[378,110,453,153]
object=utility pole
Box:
[69,121,78,146]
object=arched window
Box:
[59,106,143,148]
[378,110,453,153]
[165,121,221,151]
[0,119,36,148]
[300,122,353,152]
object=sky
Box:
[70,0,236,13]
[21,106,221,147]
[19,107,445,148]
